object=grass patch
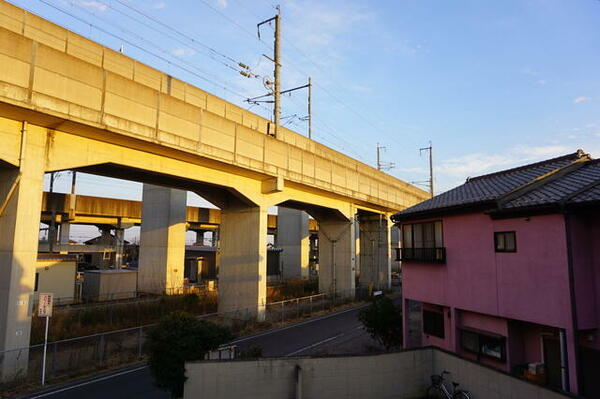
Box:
[30,293,218,344]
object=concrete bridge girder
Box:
[0,113,397,343]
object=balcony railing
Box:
[395,247,446,263]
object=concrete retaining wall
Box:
[185,351,431,399]
[184,348,576,399]
[432,350,572,399]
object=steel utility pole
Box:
[376,143,395,171]
[49,172,55,193]
[71,171,77,195]
[273,8,281,133]
[251,8,312,139]
[420,141,434,196]
[256,7,281,136]
[308,77,312,139]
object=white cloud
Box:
[171,48,196,57]
[151,2,166,9]
[513,144,570,157]
[434,144,573,192]
[283,1,374,66]
[217,0,227,8]
[78,0,107,12]
[437,153,517,179]
[520,66,549,86]
[574,96,591,104]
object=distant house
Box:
[84,231,130,269]
[391,150,600,397]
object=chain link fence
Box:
[0,288,371,393]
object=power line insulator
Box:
[239,71,253,78]
[238,62,250,70]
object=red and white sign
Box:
[38,293,54,317]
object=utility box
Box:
[82,269,137,301]
[35,254,77,304]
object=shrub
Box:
[144,311,232,398]
[358,295,403,351]
[239,345,263,359]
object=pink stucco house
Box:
[391,150,600,397]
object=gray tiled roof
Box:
[503,159,600,208]
[392,151,600,221]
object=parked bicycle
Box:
[426,370,471,398]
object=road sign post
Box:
[38,293,53,386]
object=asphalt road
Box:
[22,301,385,399]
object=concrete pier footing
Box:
[138,184,187,294]
[277,208,310,280]
[59,222,70,245]
[218,205,268,320]
[358,214,392,290]
[114,228,125,268]
[0,126,46,380]
[317,218,356,297]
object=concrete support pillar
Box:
[98,228,112,269]
[0,126,46,380]
[277,208,310,280]
[358,214,391,290]
[317,218,356,297]
[218,206,267,320]
[59,222,70,245]
[194,230,206,246]
[47,218,57,252]
[114,228,125,268]
[212,229,219,247]
[390,224,401,273]
[138,184,187,294]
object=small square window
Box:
[494,231,516,252]
[423,310,445,338]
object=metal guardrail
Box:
[0,289,365,390]
[32,283,219,308]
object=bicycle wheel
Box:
[453,390,471,399]
[426,385,447,399]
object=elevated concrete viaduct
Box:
[0,0,428,378]
[38,191,317,239]
[38,192,318,274]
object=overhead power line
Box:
[64,1,247,93]
[196,0,275,53]
[110,0,255,77]
[376,143,395,171]
[28,0,274,116]
[231,6,425,153]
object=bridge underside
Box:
[0,116,402,379]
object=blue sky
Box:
[13,0,600,204]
